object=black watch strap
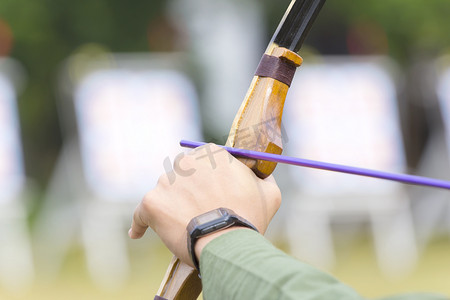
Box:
[186,208,258,273]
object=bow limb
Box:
[154,0,328,296]
[154,257,201,300]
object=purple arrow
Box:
[180,140,450,191]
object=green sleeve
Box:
[376,293,449,300]
[199,229,364,300]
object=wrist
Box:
[186,208,259,272]
[194,227,246,263]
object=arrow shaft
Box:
[180,140,450,191]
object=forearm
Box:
[199,229,364,300]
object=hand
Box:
[129,143,281,267]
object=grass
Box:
[0,235,449,299]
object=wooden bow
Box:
[154,48,301,300]
[154,1,325,299]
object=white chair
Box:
[436,58,450,235]
[414,57,450,245]
[283,56,417,277]
[35,54,202,289]
[0,58,33,293]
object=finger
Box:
[264,174,277,184]
[261,174,282,213]
[129,204,149,239]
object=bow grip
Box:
[226,46,302,178]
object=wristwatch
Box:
[186,207,258,272]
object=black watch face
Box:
[196,209,224,224]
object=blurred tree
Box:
[263,0,450,62]
[0,0,449,192]
[0,0,166,188]
[263,0,450,166]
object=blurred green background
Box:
[1,0,450,299]
[1,0,449,187]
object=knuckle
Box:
[271,185,282,208]
[142,190,157,211]
[176,152,194,167]
[157,173,170,187]
[209,144,231,161]
[184,153,196,166]
[207,143,221,151]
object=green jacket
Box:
[200,229,448,300]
